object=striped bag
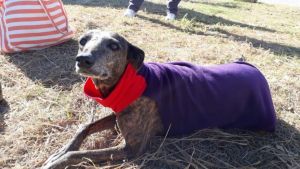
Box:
[0,0,74,53]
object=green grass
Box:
[0,0,299,168]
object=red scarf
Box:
[84,64,147,115]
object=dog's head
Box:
[75,30,144,82]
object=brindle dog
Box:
[42,30,163,169]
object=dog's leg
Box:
[42,143,130,169]
[64,113,116,151]
[43,113,116,167]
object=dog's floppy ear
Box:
[127,43,145,69]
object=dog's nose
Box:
[76,54,95,69]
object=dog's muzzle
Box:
[76,54,95,69]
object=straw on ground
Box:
[0,0,299,168]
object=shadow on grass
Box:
[63,0,300,57]
[195,1,240,9]
[137,15,205,35]
[135,119,300,168]
[214,29,300,57]
[62,0,128,7]
[138,14,300,57]
[63,0,275,32]
[0,100,10,133]
[5,39,82,90]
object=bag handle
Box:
[38,0,69,35]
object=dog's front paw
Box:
[42,152,85,169]
[44,146,68,165]
[42,152,72,169]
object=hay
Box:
[0,0,299,168]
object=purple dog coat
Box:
[137,62,276,136]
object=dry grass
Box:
[0,0,299,168]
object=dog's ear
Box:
[127,43,145,69]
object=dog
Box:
[42,30,276,169]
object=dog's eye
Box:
[108,42,120,51]
[79,38,88,46]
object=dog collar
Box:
[84,64,147,115]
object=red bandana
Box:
[84,64,147,115]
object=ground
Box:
[0,0,299,168]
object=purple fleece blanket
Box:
[138,62,276,136]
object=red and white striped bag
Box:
[0,0,74,53]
